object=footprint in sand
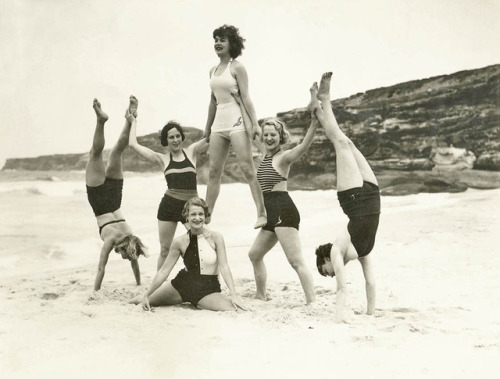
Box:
[315,288,330,295]
[236,278,254,284]
[352,335,374,343]
[390,307,418,313]
[409,324,426,334]
[40,293,60,300]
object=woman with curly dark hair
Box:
[203,24,267,229]
[313,73,381,323]
[127,97,208,270]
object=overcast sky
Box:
[1,0,499,165]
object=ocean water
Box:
[0,171,466,279]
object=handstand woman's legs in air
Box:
[105,96,138,180]
[317,73,377,188]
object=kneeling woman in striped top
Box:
[131,197,246,311]
[233,88,319,305]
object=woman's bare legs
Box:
[230,132,267,228]
[346,141,378,185]
[275,227,316,304]
[317,73,363,191]
[317,74,377,186]
[105,96,137,180]
[248,229,279,300]
[205,134,231,222]
[86,99,109,187]
[156,220,178,270]
[197,293,236,311]
[129,281,183,306]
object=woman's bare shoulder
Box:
[231,59,245,71]
[209,65,218,76]
[172,233,190,249]
[209,230,225,245]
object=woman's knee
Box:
[287,255,305,271]
[238,161,257,180]
[208,165,223,180]
[89,148,103,159]
[198,294,234,311]
[248,249,263,263]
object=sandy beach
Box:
[1,176,499,378]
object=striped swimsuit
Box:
[256,153,287,193]
[256,152,300,232]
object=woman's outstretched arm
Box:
[203,92,217,140]
[282,114,319,164]
[233,62,261,139]
[186,136,210,160]
[127,111,164,168]
[231,91,265,154]
[141,239,182,310]
[130,259,141,286]
[94,239,114,291]
[359,255,376,315]
[213,231,246,310]
[332,249,347,323]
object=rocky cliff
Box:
[4,64,500,195]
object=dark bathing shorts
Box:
[157,194,189,223]
[262,191,300,232]
[86,177,123,217]
[338,181,381,258]
[171,269,221,307]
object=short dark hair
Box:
[315,243,332,276]
[213,24,246,58]
[160,121,185,146]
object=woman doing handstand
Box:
[313,73,381,322]
[86,97,148,291]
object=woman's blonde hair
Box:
[114,235,147,261]
[261,118,290,145]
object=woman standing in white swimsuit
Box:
[203,24,267,229]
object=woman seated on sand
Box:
[127,97,208,270]
[313,72,381,322]
[86,97,149,291]
[131,197,246,311]
[231,89,319,305]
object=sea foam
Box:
[0,180,83,197]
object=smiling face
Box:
[262,124,281,153]
[214,35,230,57]
[187,205,206,230]
[167,127,183,151]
